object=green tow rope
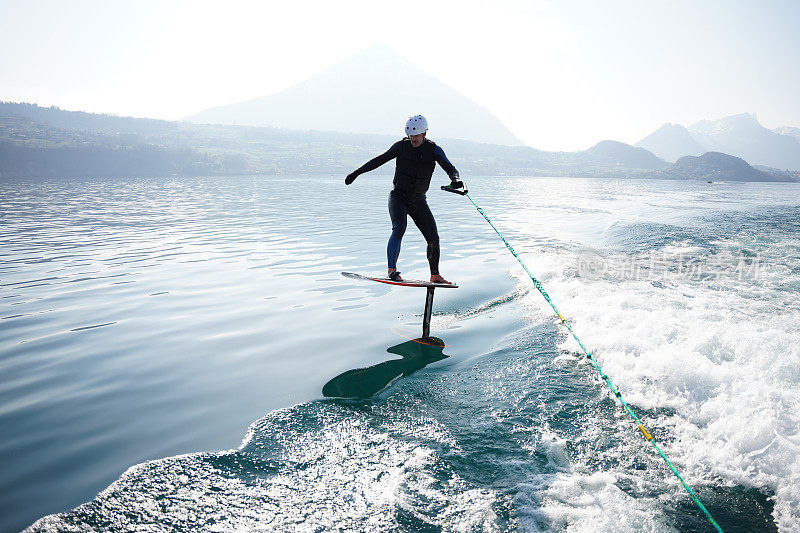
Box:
[463,192,723,533]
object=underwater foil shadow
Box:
[322,338,449,398]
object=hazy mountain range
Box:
[186,44,800,172]
[4,44,795,180]
[186,44,523,147]
[2,102,797,182]
[636,113,800,170]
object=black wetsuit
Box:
[351,138,459,275]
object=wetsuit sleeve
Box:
[434,145,459,180]
[353,141,403,176]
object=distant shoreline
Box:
[2,102,798,182]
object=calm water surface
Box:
[1,175,799,532]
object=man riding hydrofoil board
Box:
[345,115,465,284]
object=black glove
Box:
[345,172,358,185]
[449,178,464,189]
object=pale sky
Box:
[1,0,798,151]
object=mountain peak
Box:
[185,44,523,146]
[634,122,705,162]
[352,42,407,60]
[324,43,419,75]
[774,126,800,139]
[688,113,800,169]
[690,112,760,135]
[637,113,800,170]
[669,151,773,181]
[585,140,668,169]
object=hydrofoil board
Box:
[342,272,458,288]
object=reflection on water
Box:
[322,338,449,398]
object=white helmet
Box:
[405,115,428,136]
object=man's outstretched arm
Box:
[346,141,403,184]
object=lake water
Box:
[1,175,799,532]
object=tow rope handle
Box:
[441,180,468,195]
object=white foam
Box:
[29,403,503,532]
[516,471,674,532]
[512,239,800,530]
